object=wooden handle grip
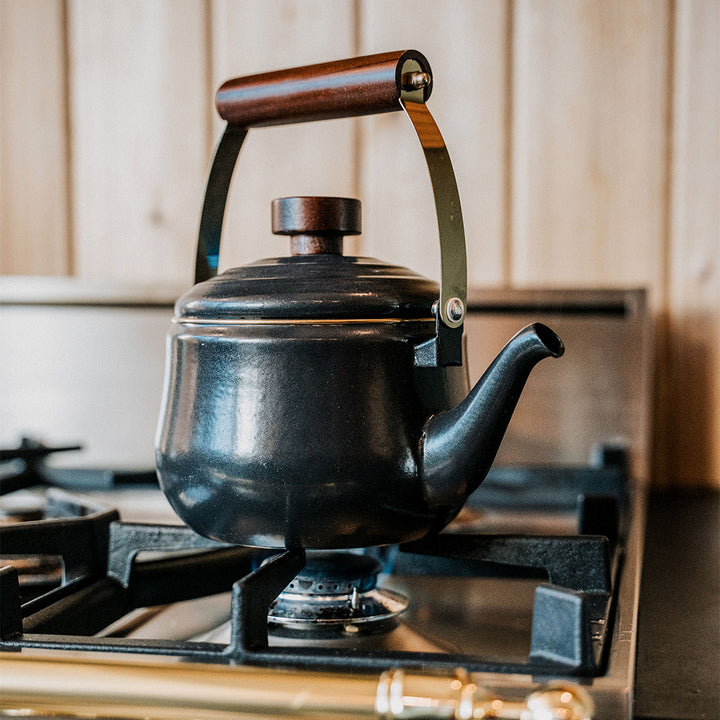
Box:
[215,50,432,127]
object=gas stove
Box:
[1,441,644,719]
[0,288,652,719]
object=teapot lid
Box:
[175,197,438,322]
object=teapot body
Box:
[155,317,469,548]
[155,53,565,549]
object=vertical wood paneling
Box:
[664,0,720,485]
[210,0,357,270]
[358,0,508,286]
[68,0,208,285]
[0,0,69,275]
[511,0,669,301]
[1,0,718,487]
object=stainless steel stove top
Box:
[0,289,653,719]
[0,448,646,719]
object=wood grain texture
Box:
[215,50,429,127]
[357,0,508,287]
[209,0,357,269]
[67,0,208,285]
[510,0,669,302]
[1,0,718,487]
[0,0,70,275]
[663,0,720,486]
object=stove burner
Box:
[0,446,628,676]
[268,552,408,633]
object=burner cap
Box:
[284,552,380,595]
[268,552,407,634]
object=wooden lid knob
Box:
[271,197,361,255]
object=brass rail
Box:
[0,654,592,719]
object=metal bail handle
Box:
[195,50,467,333]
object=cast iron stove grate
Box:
[0,445,626,676]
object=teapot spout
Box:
[420,323,564,509]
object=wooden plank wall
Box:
[0,0,70,275]
[1,0,718,487]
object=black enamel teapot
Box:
[155,51,563,549]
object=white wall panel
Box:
[0,0,69,275]
[210,0,358,269]
[357,0,508,286]
[511,0,668,303]
[663,0,720,485]
[68,0,208,286]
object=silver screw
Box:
[445,297,464,323]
